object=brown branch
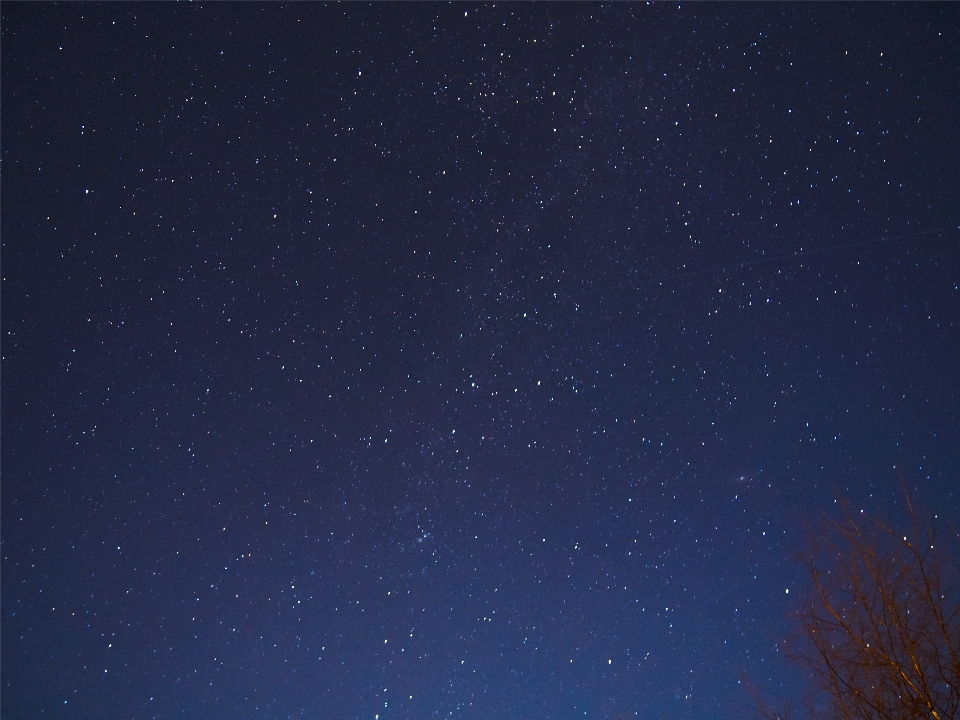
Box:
[750,487,959,720]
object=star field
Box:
[3,5,959,719]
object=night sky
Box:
[3,4,960,719]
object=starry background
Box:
[3,4,959,719]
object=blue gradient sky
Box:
[3,4,959,719]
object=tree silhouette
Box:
[751,491,960,720]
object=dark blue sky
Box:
[3,4,959,719]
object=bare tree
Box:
[753,492,960,720]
